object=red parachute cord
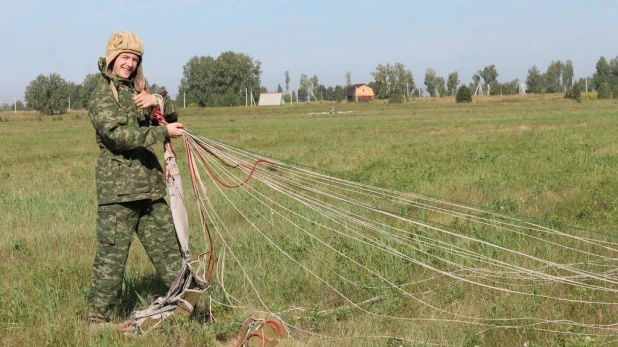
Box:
[188,138,273,189]
[233,320,282,347]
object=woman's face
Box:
[112,52,140,79]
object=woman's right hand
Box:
[166,123,184,138]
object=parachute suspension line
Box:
[183,133,216,283]
[184,131,274,189]
[179,131,618,338]
[181,133,282,315]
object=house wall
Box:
[355,85,374,97]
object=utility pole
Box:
[14,96,17,114]
[68,96,71,112]
[183,92,186,108]
[245,88,248,107]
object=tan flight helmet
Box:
[105,31,145,102]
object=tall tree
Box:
[392,62,414,97]
[607,57,618,98]
[545,60,563,93]
[478,65,499,94]
[65,81,81,110]
[592,56,610,94]
[371,63,392,99]
[562,60,574,91]
[446,71,460,96]
[24,73,70,114]
[345,71,352,87]
[526,66,543,94]
[285,70,290,96]
[435,76,446,97]
[310,75,320,100]
[298,74,310,102]
[334,85,346,101]
[424,68,437,97]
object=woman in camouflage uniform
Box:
[87,31,185,324]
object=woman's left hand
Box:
[133,89,159,109]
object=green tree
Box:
[24,73,71,114]
[65,82,81,110]
[544,60,563,93]
[310,75,320,100]
[371,63,391,99]
[436,76,446,97]
[609,57,618,98]
[79,74,100,110]
[477,65,499,94]
[345,71,352,87]
[526,66,543,94]
[334,85,346,101]
[598,82,611,99]
[562,60,574,91]
[489,79,519,95]
[446,71,459,96]
[593,56,610,97]
[392,62,414,97]
[277,84,283,93]
[565,81,582,103]
[285,70,290,96]
[178,52,261,107]
[298,74,310,102]
[456,85,472,103]
[424,68,437,97]
[371,62,414,99]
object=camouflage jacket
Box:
[89,58,169,205]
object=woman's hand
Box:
[166,123,184,138]
[133,89,159,109]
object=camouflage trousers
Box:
[87,198,182,323]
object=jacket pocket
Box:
[111,155,151,196]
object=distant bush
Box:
[456,85,472,103]
[207,92,242,107]
[565,82,582,103]
[597,83,611,99]
[388,93,404,104]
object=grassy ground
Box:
[1,94,618,346]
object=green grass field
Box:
[2,94,618,346]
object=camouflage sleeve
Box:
[89,85,168,152]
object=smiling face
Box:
[111,52,140,79]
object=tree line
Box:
[14,53,618,114]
